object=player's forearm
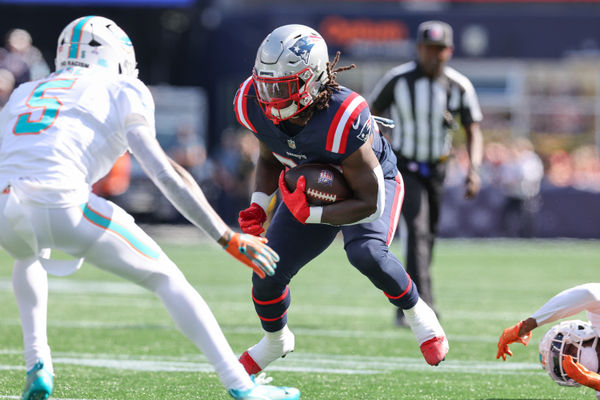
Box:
[466,123,483,170]
[319,197,379,225]
[254,154,282,196]
[320,165,385,225]
[127,126,229,241]
[518,318,538,337]
[154,167,230,241]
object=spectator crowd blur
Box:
[0,28,50,108]
[446,139,600,194]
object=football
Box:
[284,163,352,205]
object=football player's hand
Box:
[278,171,310,224]
[221,231,279,279]
[238,203,267,236]
[465,168,481,199]
[496,321,532,360]
[563,355,600,390]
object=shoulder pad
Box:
[325,91,369,154]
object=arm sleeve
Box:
[116,78,156,137]
[531,283,600,326]
[126,122,229,241]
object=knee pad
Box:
[345,240,384,275]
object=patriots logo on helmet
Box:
[288,36,320,64]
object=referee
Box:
[368,20,483,326]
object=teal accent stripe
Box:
[80,203,159,260]
[68,16,95,59]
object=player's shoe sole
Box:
[22,360,53,400]
[229,384,300,400]
[420,336,449,366]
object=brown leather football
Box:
[284,163,352,205]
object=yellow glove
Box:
[563,355,600,391]
[222,231,279,279]
[496,321,532,360]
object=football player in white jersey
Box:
[497,283,600,398]
[0,16,300,400]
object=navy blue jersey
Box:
[234,77,398,179]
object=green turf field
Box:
[1,237,599,399]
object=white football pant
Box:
[0,191,253,391]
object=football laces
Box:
[306,188,337,203]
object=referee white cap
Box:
[417,20,453,47]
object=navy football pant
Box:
[252,174,419,332]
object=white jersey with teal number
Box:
[0,66,155,206]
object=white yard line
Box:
[0,318,500,343]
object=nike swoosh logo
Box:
[352,115,361,130]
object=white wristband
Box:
[250,191,276,212]
[305,206,323,224]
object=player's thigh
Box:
[266,203,338,281]
[0,194,38,260]
[54,195,179,284]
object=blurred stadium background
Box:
[0,0,599,238]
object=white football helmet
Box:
[55,16,138,77]
[252,24,329,124]
[539,320,599,387]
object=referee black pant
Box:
[397,157,446,313]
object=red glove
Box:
[496,321,532,360]
[238,203,267,236]
[278,171,309,224]
[563,355,600,390]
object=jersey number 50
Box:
[13,78,77,135]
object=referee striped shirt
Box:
[368,61,482,163]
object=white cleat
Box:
[404,298,449,366]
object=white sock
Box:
[404,298,445,345]
[147,267,253,392]
[248,325,295,369]
[13,258,54,375]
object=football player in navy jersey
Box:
[234,24,449,374]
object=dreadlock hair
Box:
[291,51,356,125]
